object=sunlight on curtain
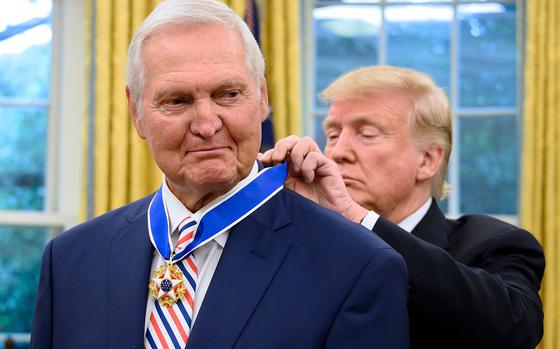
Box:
[521,0,560,347]
[84,0,164,219]
[261,0,302,140]
[221,0,245,15]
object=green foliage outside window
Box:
[0,227,50,334]
[0,44,51,211]
[0,1,53,343]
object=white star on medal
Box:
[154,265,182,301]
[149,261,187,307]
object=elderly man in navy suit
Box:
[30,1,409,348]
[261,65,545,349]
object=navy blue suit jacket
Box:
[30,188,409,349]
[373,201,544,349]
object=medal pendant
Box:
[149,261,187,307]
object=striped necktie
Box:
[145,216,198,349]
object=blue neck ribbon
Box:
[148,163,287,263]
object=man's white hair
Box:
[126,0,265,106]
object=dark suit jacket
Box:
[30,189,409,349]
[373,200,544,349]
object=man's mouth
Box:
[191,146,228,153]
[341,174,362,185]
[187,146,230,157]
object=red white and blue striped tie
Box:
[145,216,198,349]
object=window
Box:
[304,0,520,219]
[0,0,84,346]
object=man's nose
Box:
[327,132,355,163]
[190,99,223,138]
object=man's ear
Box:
[258,78,269,122]
[417,145,444,182]
[126,86,146,139]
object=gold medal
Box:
[149,261,187,307]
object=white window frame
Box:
[0,0,85,342]
[303,0,522,224]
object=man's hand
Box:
[259,136,368,223]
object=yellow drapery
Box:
[84,0,301,218]
[261,0,302,140]
[521,0,560,348]
[221,0,245,15]
[84,0,164,219]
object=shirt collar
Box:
[398,197,432,233]
[161,161,259,242]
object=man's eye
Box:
[326,133,339,142]
[158,98,188,114]
[359,127,380,140]
[361,133,377,139]
[215,90,242,105]
[226,91,239,98]
[164,98,184,106]
[218,90,241,100]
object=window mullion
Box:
[448,1,460,216]
[379,1,387,65]
[0,99,50,108]
[456,107,518,116]
[302,0,315,137]
[44,0,64,213]
[0,211,70,228]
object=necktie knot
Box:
[176,216,197,254]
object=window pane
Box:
[437,171,450,213]
[338,0,379,3]
[386,5,451,91]
[458,3,516,107]
[0,0,52,100]
[0,226,55,334]
[313,114,328,150]
[0,107,48,211]
[314,5,380,107]
[387,0,450,2]
[437,195,449,213]
[460,0,515,2]
[459,115,518,214]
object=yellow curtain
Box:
[521,0,560,348]
[221,0,246,15]
[84,0,301,218]
[84,0,165,219]
[261,0,302,140]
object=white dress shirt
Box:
[361,197,433,233]
[144,162,259,333]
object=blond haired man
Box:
[262,65,544,349]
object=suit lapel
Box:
[107,200,154,349]
[187,191,292,349]
[411,200,450,250]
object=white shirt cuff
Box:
[360,210,380,230]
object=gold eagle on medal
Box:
[149,262,187,307]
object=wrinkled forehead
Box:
[140,23,253,87]
[143,21,236,47]
[142,23,243,64]
[324,93,414,129]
